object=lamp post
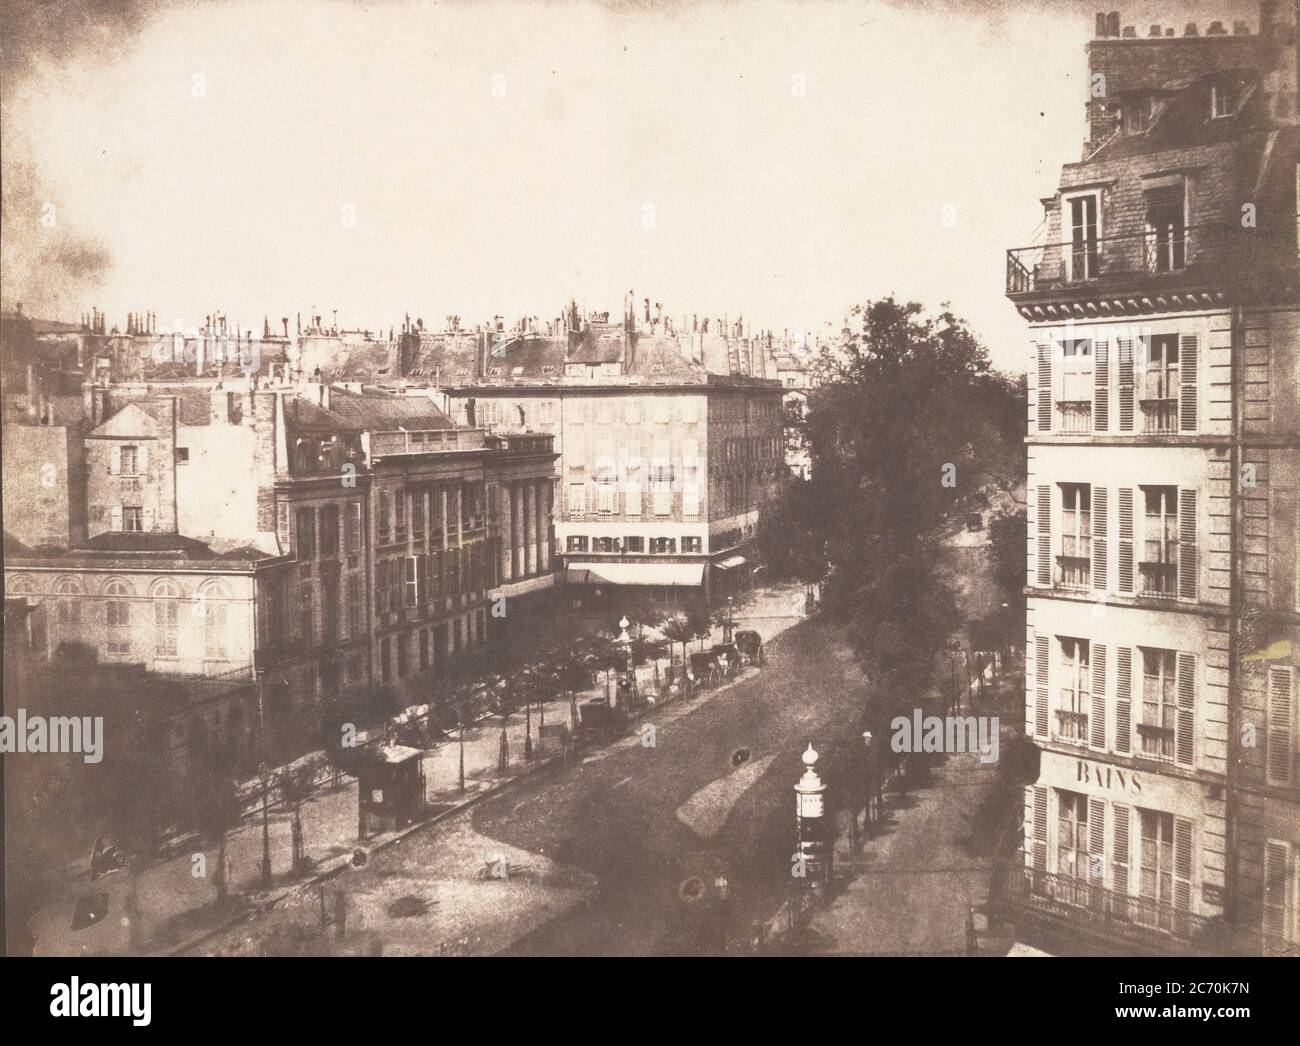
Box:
[258,761,272,889]
[458,699,467,793]
[724,596,734,645]
[615,615,633,710]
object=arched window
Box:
[152,578,180,657]
[103,578,132,654]
[5,574,36,597]
[200,581,230,659]
[53,577,82,628]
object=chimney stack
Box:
[1207,20,1227,35]
[1232,20,1250,35]
[1149,24,1161,37]
[1105,11,1119,36]
[1185,22,1199,36]
[1096,12,1107,36]
[1122,25,1136,37]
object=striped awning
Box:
[565,562,704,587]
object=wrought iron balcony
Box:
[1006,219,1299,299]
[1002,860,1223,955]
[1138,561,1177,598]
[1054,708,1089,743]
[1055,399,1092,433]
[1056,554,1091,590]
[1137,722,1175,760]
[1140,397,1178,433]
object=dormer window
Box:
[1123,94,1155,134]
[1211,82,1238,119]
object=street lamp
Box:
[258,761,273,889]
[724,597,734,644]
[615,615,633,710]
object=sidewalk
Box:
[31,580,810,956]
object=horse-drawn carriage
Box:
[734,629,764,666]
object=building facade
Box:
[1005,4,1299,955]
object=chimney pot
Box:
[1165,27,1174,36]
[1185,22,1199,36]
[1105,11,1119,36]
[1206,20,1226,35]
[1122,25,1136,37]
[1231,20,1249,35]
[1096,12,1107,36]
[1149,24,1161,37]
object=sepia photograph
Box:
[0,0,1296,1019]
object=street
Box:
[196,611,886,956]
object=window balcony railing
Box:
[1054,708,1089,743]
[1138,561,1177,598]
[1056,555,1091,590]
[1006,219,1300,296]
[1003,860,1221,954]
[1056,400,1092,433]
[1137,723,1176,761]
[1140,398,1178,433]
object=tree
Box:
[278,764,317,873]
[805,297,1024,697]
[756,475,828,583]
[186,761,243,905]
[661,614,695,666]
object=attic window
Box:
[1123,94,1155,134]
[490,367,502,376]
[512,366,524,376]
[1211,82,1238,119]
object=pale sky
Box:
[0,0,1261,372]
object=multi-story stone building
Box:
[1004,4,1299,955]
[2,365,556,771]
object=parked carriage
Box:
[734,630,764,667]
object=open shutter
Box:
[1262,841,1291,947]
[1267,666,1295,785]
[110,505,123,532]
[1093,340,1109,431]
[138,445,149,476]
[1034,634,1050,738]
[1112,802,1131,898]
[1117,488,1135,593]
[1178,488,1198,600]
[142,507,155,532]
[1030,785,1048,881]
[277,501,292,556]
[1173,817,1193,934]
[1091,642,1108,750]
[1088,797,1106,909]
[1036,344,1052,432]
[1117,339,1135,431]
[110,445,121,475]
[1179,334,1199,432]
[1175,652,1196,767]
[1115,647,1133,754]
[1092,487,1108,591]
[1036,485,1052,587]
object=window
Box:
[1058,484,1091,588]
[1141,487,1178,596]
[1067,193,1100,281]
[682,536,702,553]
[1139,648,1177,760]
[347,501,363,554]
[104,578,131,654]
[567,535,588,553]
[381,637,392,684]
[597,477,617,516]
[1263,840,1299,951]
[321,576,339,641]
[1140,335,1179,432]
[594,536,616,553]
[348,574,363,637]
[1138,810,1175,930]
[1060,339,1092,401]
[1056,791,1091,901]
[121,506,144,533]
[1123,93,1155,134]
[651,537,676,555]
[1145,187,1185,272]
[395,488,407,544]
[378,490,390,543]
[175,447,190,464]
[1056,638,1090,743]
[412,490,425,540]
[203,587,229,659]
[568,482,586,519]
[296,507,316,560]
[319,504,339,558]
[419,629,430,671]
[397,633,409,677]
[625,536,644,553]
[653,481,672,517]
[120,445,139,476]
[625,463,642,517]
[154,580,180,657]
[1211,82,1237,119]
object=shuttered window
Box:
[1036,344,1052,432]
[1088,797,1106,908]
[1178,488,1198,600]
[1036,485,1052,587]
[1175,652,1196,767]
[1267,666,1295,786]
[1034,634,1050,738]
[1117,488,1135,593]
[1030,785,1048,885]
[1092,487,1109,591]
[1093,340,1110,431]
[1179,334,1199,431]
[1115,647,1133,754]
[1118,339,1135,431]
[1112,802,1131,896]
[1091,642,1108,750]
[1263,841,1298,950]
